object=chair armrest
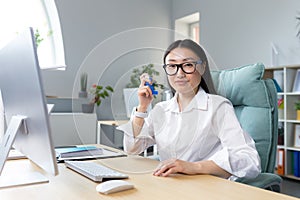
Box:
[235,173,282,192]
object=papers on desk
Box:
[55,146,102,160]
[55,146,126,162]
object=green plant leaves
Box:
[90,84,114,106]
[126,63,164,88]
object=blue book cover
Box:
[294,151,300,177]
[55,146,97,154]
[272,78,283,93]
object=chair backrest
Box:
[210,63,278,173]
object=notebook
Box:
[55,146,126,162]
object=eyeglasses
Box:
[163,60,203,76]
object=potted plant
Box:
[295,101,300,120]
[126,63,164,90]
[278,98,284,119]
[82,84,114,113]
[79,72,88,98]
[34,29,44,48]
[34,28,53,48]
[123,64,164,118]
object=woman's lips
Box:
[175,80,188,85]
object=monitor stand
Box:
[0,115,28,174]
[0,160,49,189]
[0,115,48,189]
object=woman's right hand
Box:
[137,73,153,112]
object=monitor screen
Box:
[0,27,58,175]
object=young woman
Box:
[118,39,260,180]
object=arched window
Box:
[0,0,65,69]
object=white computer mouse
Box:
[96,180,134,194]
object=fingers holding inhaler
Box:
[139,73,151,87]
[137,73,153,109]
[139,73,158,96]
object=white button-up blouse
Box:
[118,88,261,179]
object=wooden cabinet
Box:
[265,65,300,180]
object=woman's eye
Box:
[168,64,177,68]
[184,63,194,67]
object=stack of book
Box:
[55,145,126,162]
[55,146,103,161]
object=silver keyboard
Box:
[65,160,128,182]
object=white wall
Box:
[42,0,172,98]
[41,0,172,119]
[172,0,300,69]
[42,0,300,119]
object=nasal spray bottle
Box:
[144,77,158,95]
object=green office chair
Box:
[210,63,282,192]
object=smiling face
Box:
[165,47,205,95]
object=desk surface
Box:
[98,120,128,126]
[0,147,298,200]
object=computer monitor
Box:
[0,27,58,176]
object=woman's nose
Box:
[176,66,185,77]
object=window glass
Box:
[189,22,199,44]
[0,0,65,69]
[175,12,200,44]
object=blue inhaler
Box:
[145,77,158,95]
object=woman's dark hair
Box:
[163,39,216,94]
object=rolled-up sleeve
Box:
[209,101,261,179]
[117,115,155,155]
[209,141,261,179]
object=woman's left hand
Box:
[153,158,232,179]
[153,158,199,177]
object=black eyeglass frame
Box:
[163,60,203,76]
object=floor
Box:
[281,177,300,198]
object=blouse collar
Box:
[164,87,209,113]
